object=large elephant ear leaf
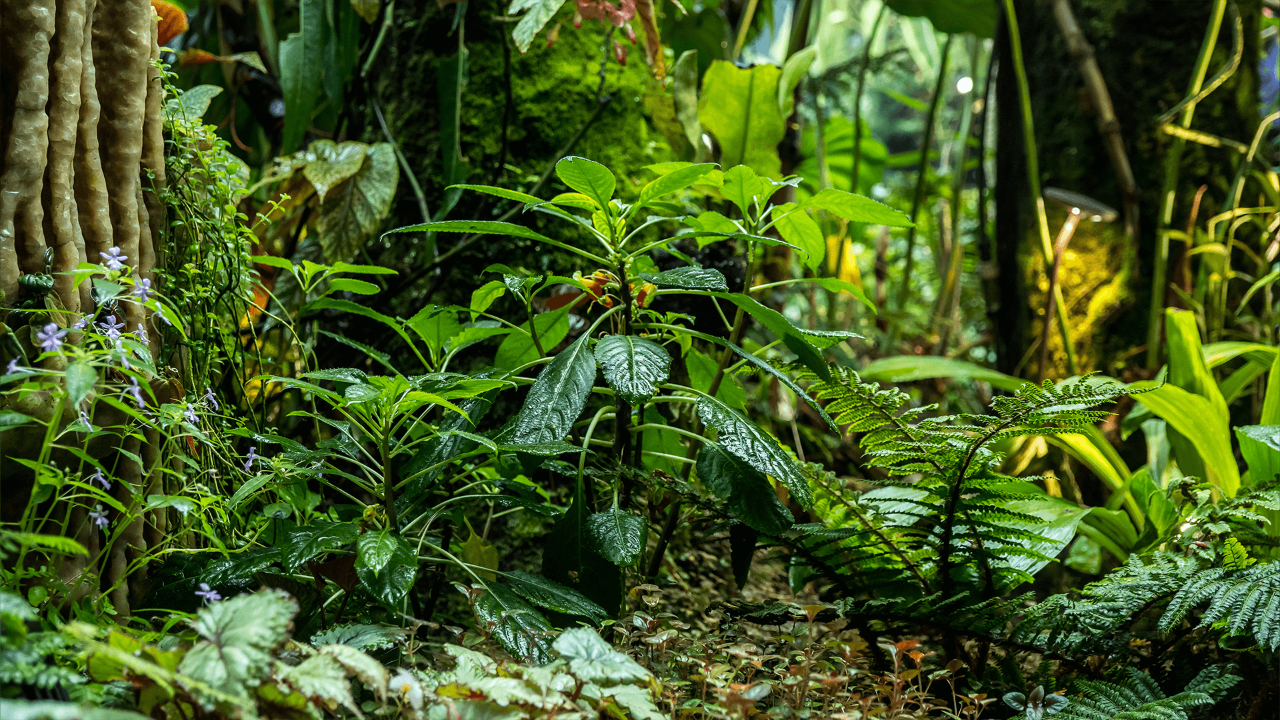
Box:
[696,393,812,509]
[509,335,596,445]
[594,335,671,405]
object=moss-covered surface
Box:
[367,1,671,311]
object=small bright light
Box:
[1180,522,1194,532]
[956,76,974,94]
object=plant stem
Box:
[381,425,398,531]
[1146,0,1228,368]
[851,5,887,199]
[1001,0,1077,375]
[894,34,954,317]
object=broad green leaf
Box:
[713,293,830,381]
[885,0,997,37]
[720,165,768,218]
[315,143,398,264]
[406,305,462,356]
[798,117,886,197]
[585,509,647,566]
[278,653,359,715]
[1237,425,1280,488]
[508,0,568,53]
[303,140,367,201]
[1264,354,1280,424]
[778,46,817,117]
[502,570,609,623]
[65,362,96,407]
[1165,309,1227,411]
[641,266,729,291]
[179,589,298,702]
[470,280,507,320]
[1134,383,1239,497]
[542,478,622,615]
[773,203,825,268]
[555,157,615,210]
[672,51,704,157]
[310,623,407,651]
[860,355,1027,392]
[696,393,811,508]
[594,335,671,405]
[812,277,875,312]
[277,0,324,154]
[729,523,758,589]
[474,581,555,664]
[699,62,786,177]
[642,408,688,476]
[281,520,359,570]
[633,163,717,209]
[330,261,398,275]
[501,440,582,456]
[800,188,914,227]
[510,335,596,445]
[686,348,746,409]
[0,411,33,430]
[355,531,417,609]
[451,184,542,204]
[326,278,380,295]
[251,254,294,272]
[301,367,367,384]
[697,444,792,535]
[462,527,500,581]
[546,192,598,211]
[553,628,651,685]
[164,84,223,123]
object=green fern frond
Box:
[1058,667,1237,720]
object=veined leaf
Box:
[510,335,596,445]
[697,444,793,535]
[773,203,825,268]
[696,393,811,508]
[509,0,568,53]
[303,140,366,202]
[179,589,298,703]
[1134,383,1239,497]
[713,293,830,381]
[282,521,359,570]
[555,157,615,210]
[502,570,610,623]
[542,478,622,616]
[595,335,671,405]
[474,581,555,664]
[315,143,398,264]
[641,266,729,291]
[310,623,407,651]
[800,188,914,227]
[495,306,571,369]
[65,362,96,407]
[355,531,417,610]
[553,628,651,685]
[585,509,647,566]
[633,163,717,210]
[699,64,786,178]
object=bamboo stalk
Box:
[1146,0,1228,369]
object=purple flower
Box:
[88,505,109,528]
[157,308,172,327]
[135,324,148,346]
[100,246,128,271]
[79,410,95,432]
[203,387,219,412]
[5,359,22,375]
[98,315,125,343]
[37,323,67,354]
[133,278,152,302]
[244,446,260,472]
[72,315,88,330]
[195,583,222,603]
[125,377,145,409]
[89,468,111,490]
[184,404,198,424]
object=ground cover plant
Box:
[2,0,1279,718]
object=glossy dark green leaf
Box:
[355,531,417,610]
[696,444,793,535]
[510,335,596,445]
[585,509,647,566]
[502,571,609,623]
[542,479,622,616]
[594,335,671,405]
[310,623,408,651]
[281,520,359,570]
[640,267,729,291]
[474,581,554,664]
[885,0,996,37]
[729,523,759,589]
[633,163,717,209]
[695,393,811,508]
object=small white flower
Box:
[388,670,423,710]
